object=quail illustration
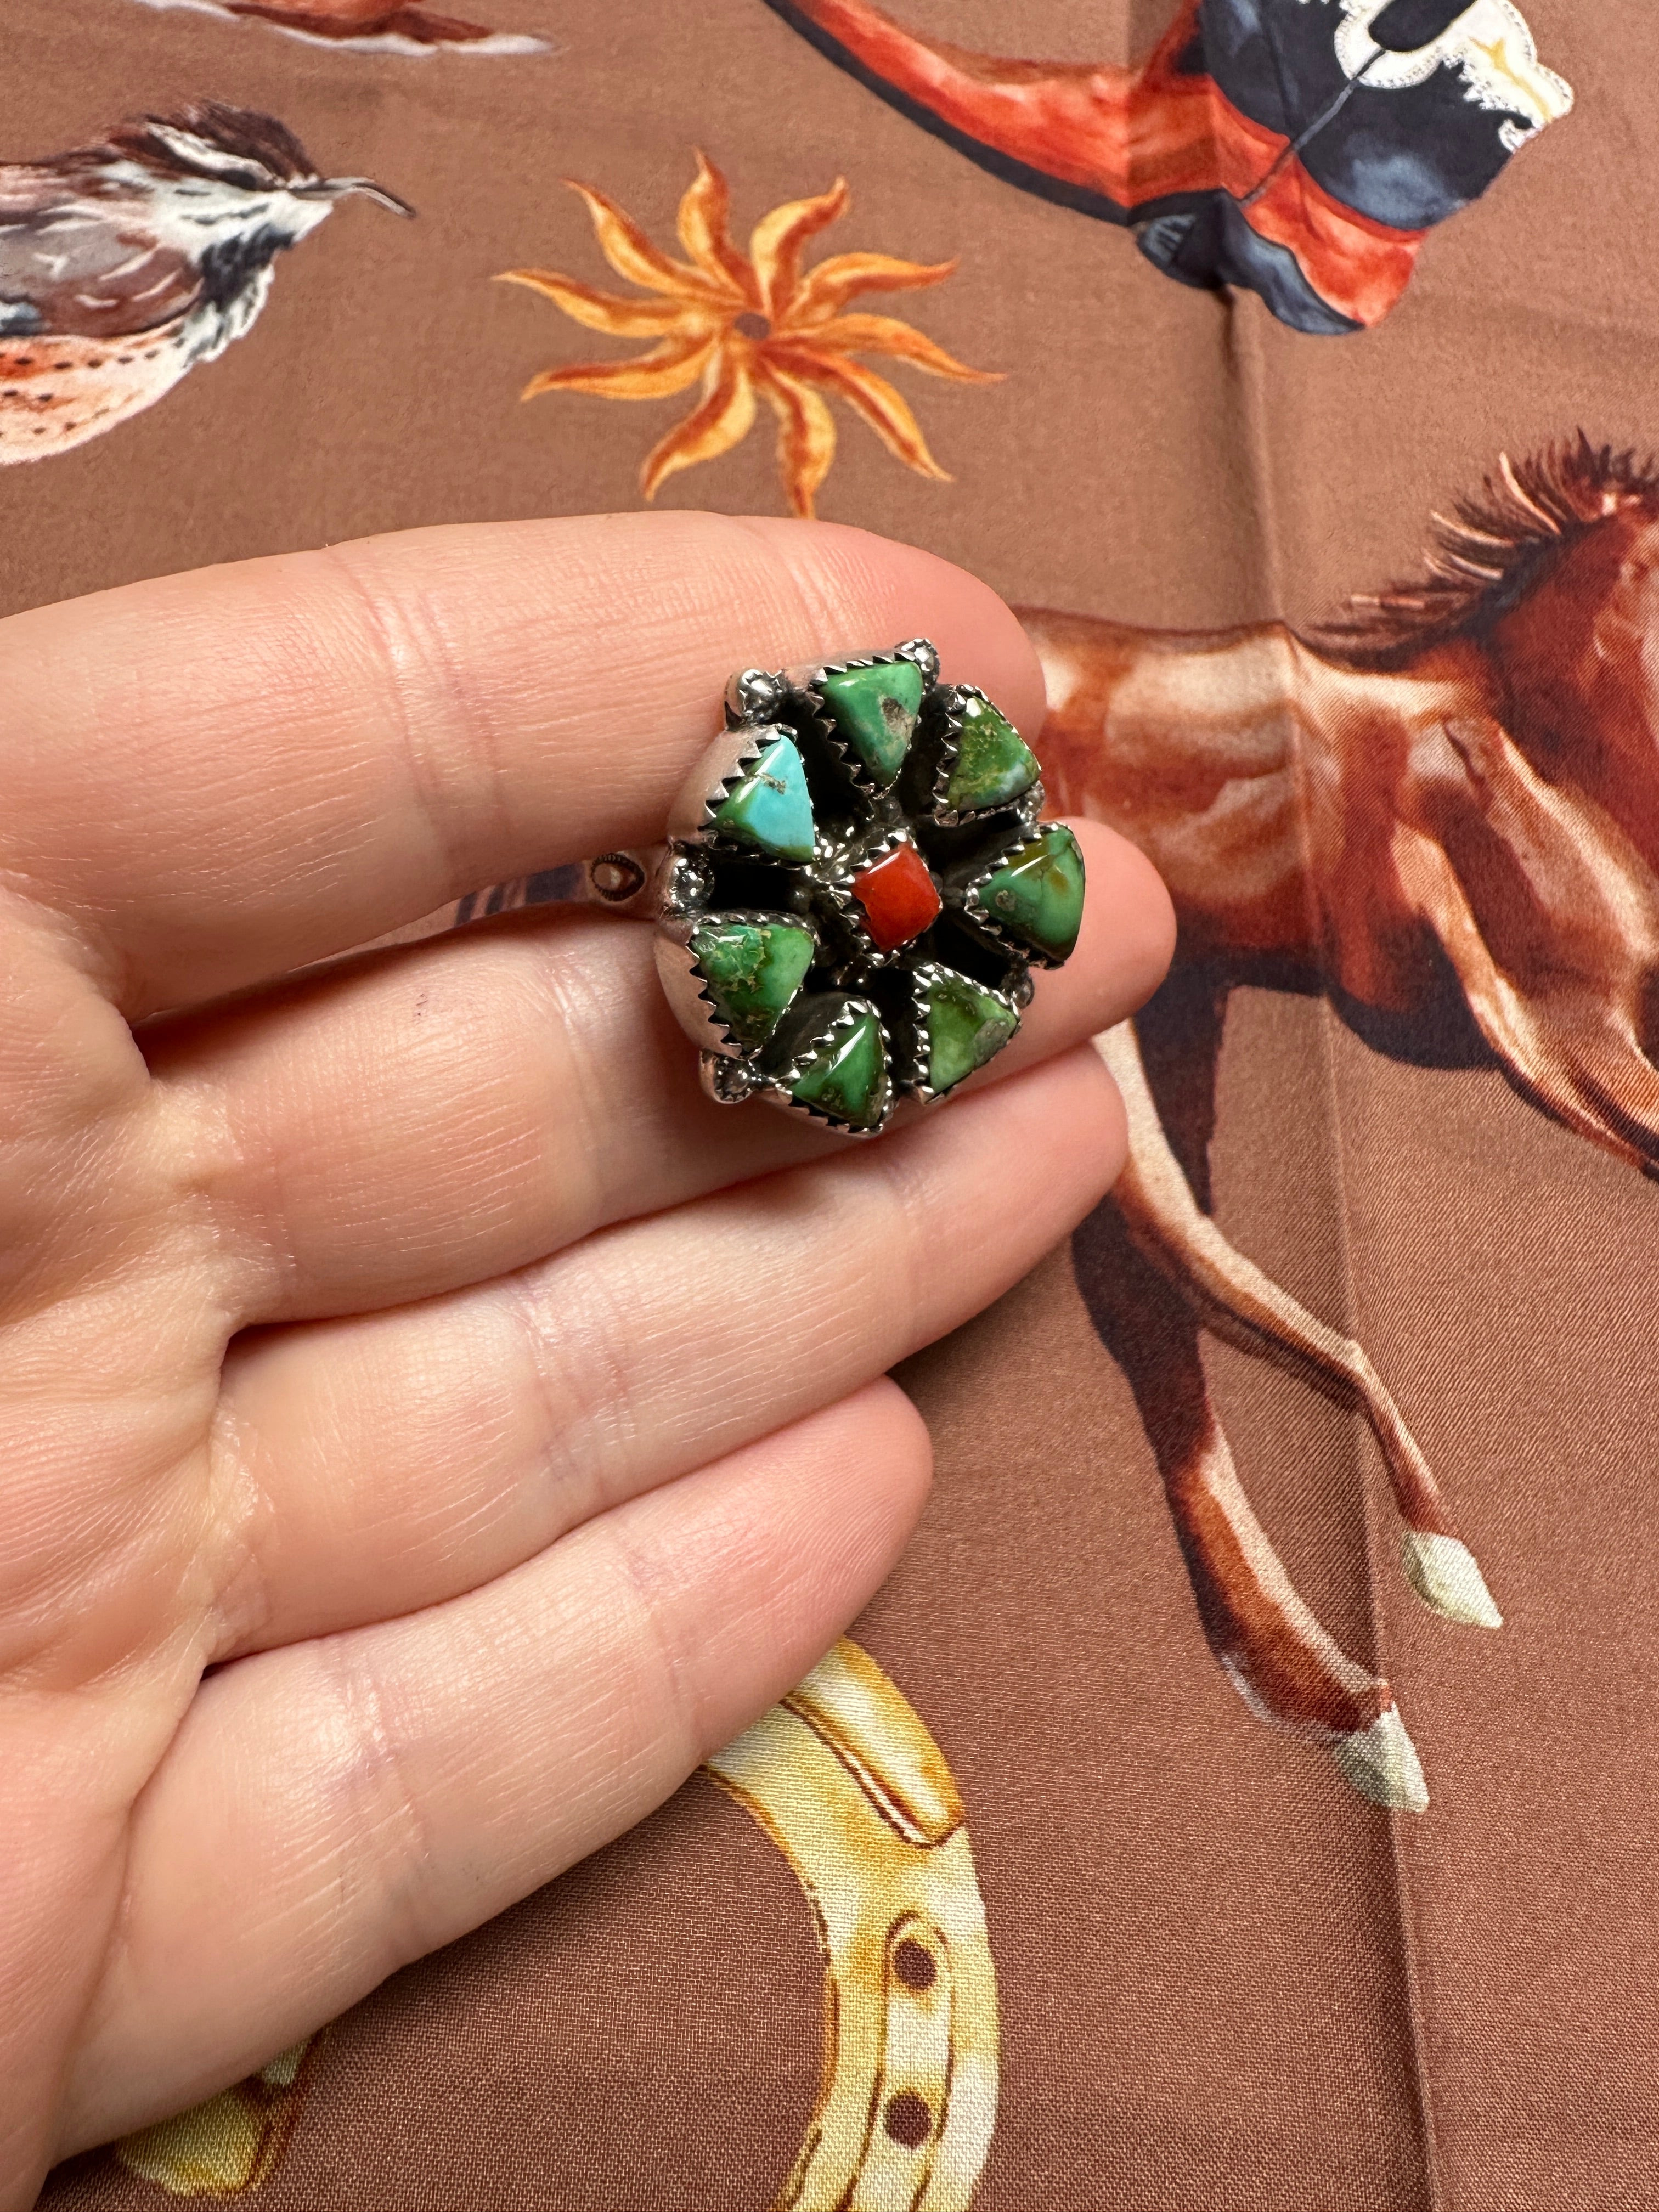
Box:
[134,0,546,53]
[0,101,411,464]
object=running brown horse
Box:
[1025,437,1659,1807]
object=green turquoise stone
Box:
[818,661,923,788]
[945,695,1040,812]
[925,971,1019,1094]
[791,1008,889,1128]
[714,736,816,862]
[691,918,815,1047]
[977,823,1086,963]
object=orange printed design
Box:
[131,0,548,53]
[763,0,1572,335]
[1029,438,1659,1808]
[500,154,1000,519]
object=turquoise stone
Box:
[975,824,1086,963]
[714,736,816,863]
[791,1008,889,1127]
[692,918,815,1047]
[924,970,1019,1093]
[818,661,923,788]
[944,695,1040,813]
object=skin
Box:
[0,509,1173,2197]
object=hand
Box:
[0,511,1172,2194]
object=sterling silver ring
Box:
[651,639,1085,1136]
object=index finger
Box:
[0,512,1045,1018]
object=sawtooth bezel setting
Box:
[654,638,1082,1136]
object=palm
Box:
[0,510,1170,2202]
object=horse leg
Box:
[1072,1190,1429,1809]
[1098,1017,1503,1630]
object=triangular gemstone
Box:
[975,824,1086,962]
[791,1007,889,1128]
[923,970,1019,1093]
[691,918,816,1047]
[818,661,923,788]
[713,736,816,863]
[944,696,1040,812]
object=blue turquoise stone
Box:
[714,736,816,864]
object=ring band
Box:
[653,639,1085,1136]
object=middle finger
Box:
[149,817,1169,1323]
[211,1041,1122,1658]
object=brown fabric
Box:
[19,0,1659,2202]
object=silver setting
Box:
[818,826,942,974]
[783,644,930,804]
[895,636,940,688]
[959,822,1085,971]
[667,720,818,853]
[653,637,1072,1135]
[922,682,1046,829]
[765,992,895,1138]
[701,1051,758,1106]
[660,846,715,923]
[725,665,786,727]
[893,958,1023,1105]
[654,908,822,1060]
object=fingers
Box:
[148,816,1168,1323]
[212,1044,1121,1657]
[0,513,1043,1018]
[59,1380,932,2154]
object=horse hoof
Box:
[1401,1529,1503,1628]
[1332,1706,1430,1812]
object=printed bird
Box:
[133,0,547,54]
[0,101,412,464]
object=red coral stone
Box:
[852,839,941,953]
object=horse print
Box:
[1026,437,1659,1807]
[131,0,548,53]
[761,0,1572,334]
[0,104,411,464]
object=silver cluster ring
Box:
[653,639,1086,1136]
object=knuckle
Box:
[318,541,508,893]
[505,1244,644,1513]
[305,1635,450,1972]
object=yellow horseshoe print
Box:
[113,2040,318,2196]
[706,1637,1000,2212]
[114,1639,1001,2205]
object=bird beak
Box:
[298,176,416,217]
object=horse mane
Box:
[1317,434,1659,668]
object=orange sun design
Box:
[498,154,1001,520]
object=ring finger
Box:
[150,817,1169,1323]
[211,1041,1124,1656]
